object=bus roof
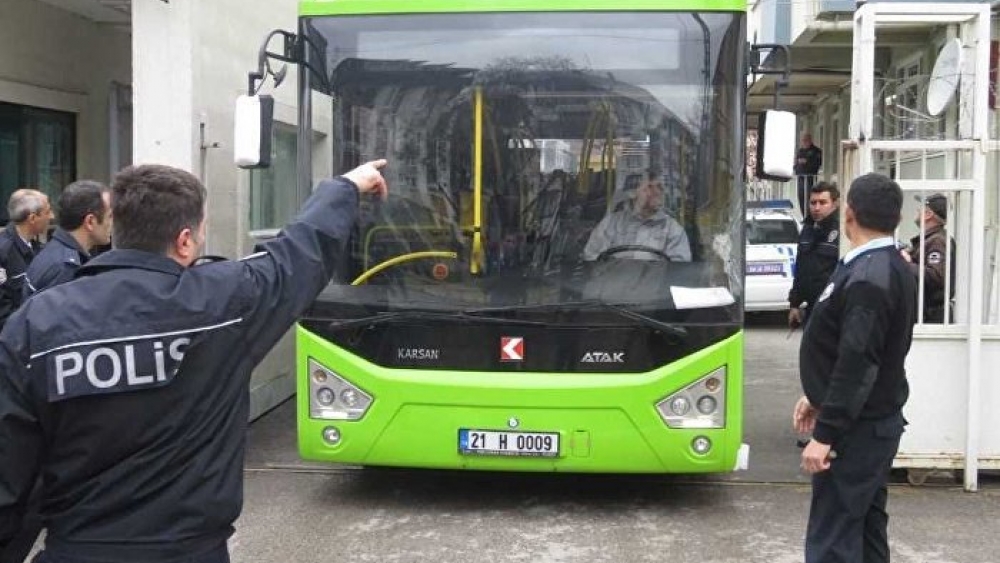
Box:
[300,0,746,16]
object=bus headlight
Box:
[696,396,717,415]
[308,359,373,420]
[670,397,691,416]
[655,366,726,429]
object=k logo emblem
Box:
[827,230,839,243]
[0,267,7,285]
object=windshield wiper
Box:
[464,301,688,338]
[323,310,548,330]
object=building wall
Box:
[131,0,337,419]
[0,0,130,182]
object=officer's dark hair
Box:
[810,181,840,202]
[846,173,902,234]
[111,165,207,254]
[57,180,110,231]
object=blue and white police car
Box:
[745,200,801,312]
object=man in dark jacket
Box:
[788,181,840,328]
[793,173,917,563]
[902,193,955,323]
[0,190,52,328]
[24,181,112,297]
[0,160,388,563]
[795,133,822,211]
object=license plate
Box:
[746,262,784,275]
[459,429,560,457]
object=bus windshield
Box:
[304,11,745,322]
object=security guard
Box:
[788,181,840,328]
[903,193,956,323]
[793,173,917,563]
[0,189,52,327]
[0,160,388,563]
[23,181,113,297]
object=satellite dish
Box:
[927,38,963,116]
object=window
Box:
[894,60,921,139]
[0,102,76,222]
[249,125,298,231]
[746,218,799,244]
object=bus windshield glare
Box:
[304,12,745,323]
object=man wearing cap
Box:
[901,193,955,323]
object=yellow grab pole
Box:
[471,86,484,274]
[351,251,458,286]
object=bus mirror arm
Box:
[747,43,791,109]
[236,30,334,169]
[246,29,333,97]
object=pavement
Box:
[232,318,1000,563]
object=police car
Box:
[745,200,801,312]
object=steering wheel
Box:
[596,245,672,262]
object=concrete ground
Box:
[232,318,1000,563]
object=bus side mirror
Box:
[756,110,796,181]
[234,94,274,169]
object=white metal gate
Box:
[846,2,999,491]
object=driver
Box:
[582,173,692,262]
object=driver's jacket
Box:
[0,177,359,561]
[582,208,691,261]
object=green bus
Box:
[250,0,769,473]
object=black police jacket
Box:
[0,224,38,327]
[788,211,840,308]
[0,177,360,561]
[799,243,917,446]
[794,144,822,176]
[23,227,90,297]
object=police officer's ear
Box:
[171,222,206,267]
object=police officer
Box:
[795,133,822,212]
[0,189,52,327]
[788,181,840,328]
[902,193,955,323]
[0,160,388,563]
[792,173,917,563]
[23,181,113,297]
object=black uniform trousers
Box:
[806,413,905,563]
[31,543,229,563]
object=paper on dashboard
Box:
[670,286,736,310]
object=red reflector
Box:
[431,263,449,280]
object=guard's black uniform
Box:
[799,241,916,563]
[789,211,840,314]
[0,224,39,328]
[23,228,90,298]
[794,143,822,211]
[0,177,360,562]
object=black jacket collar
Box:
[5,223,36,259]
[52,228,89,259]
[77,249,186,278]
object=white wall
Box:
[186,0,333,260]
[0,0,131,182]
[132,0,336,418]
